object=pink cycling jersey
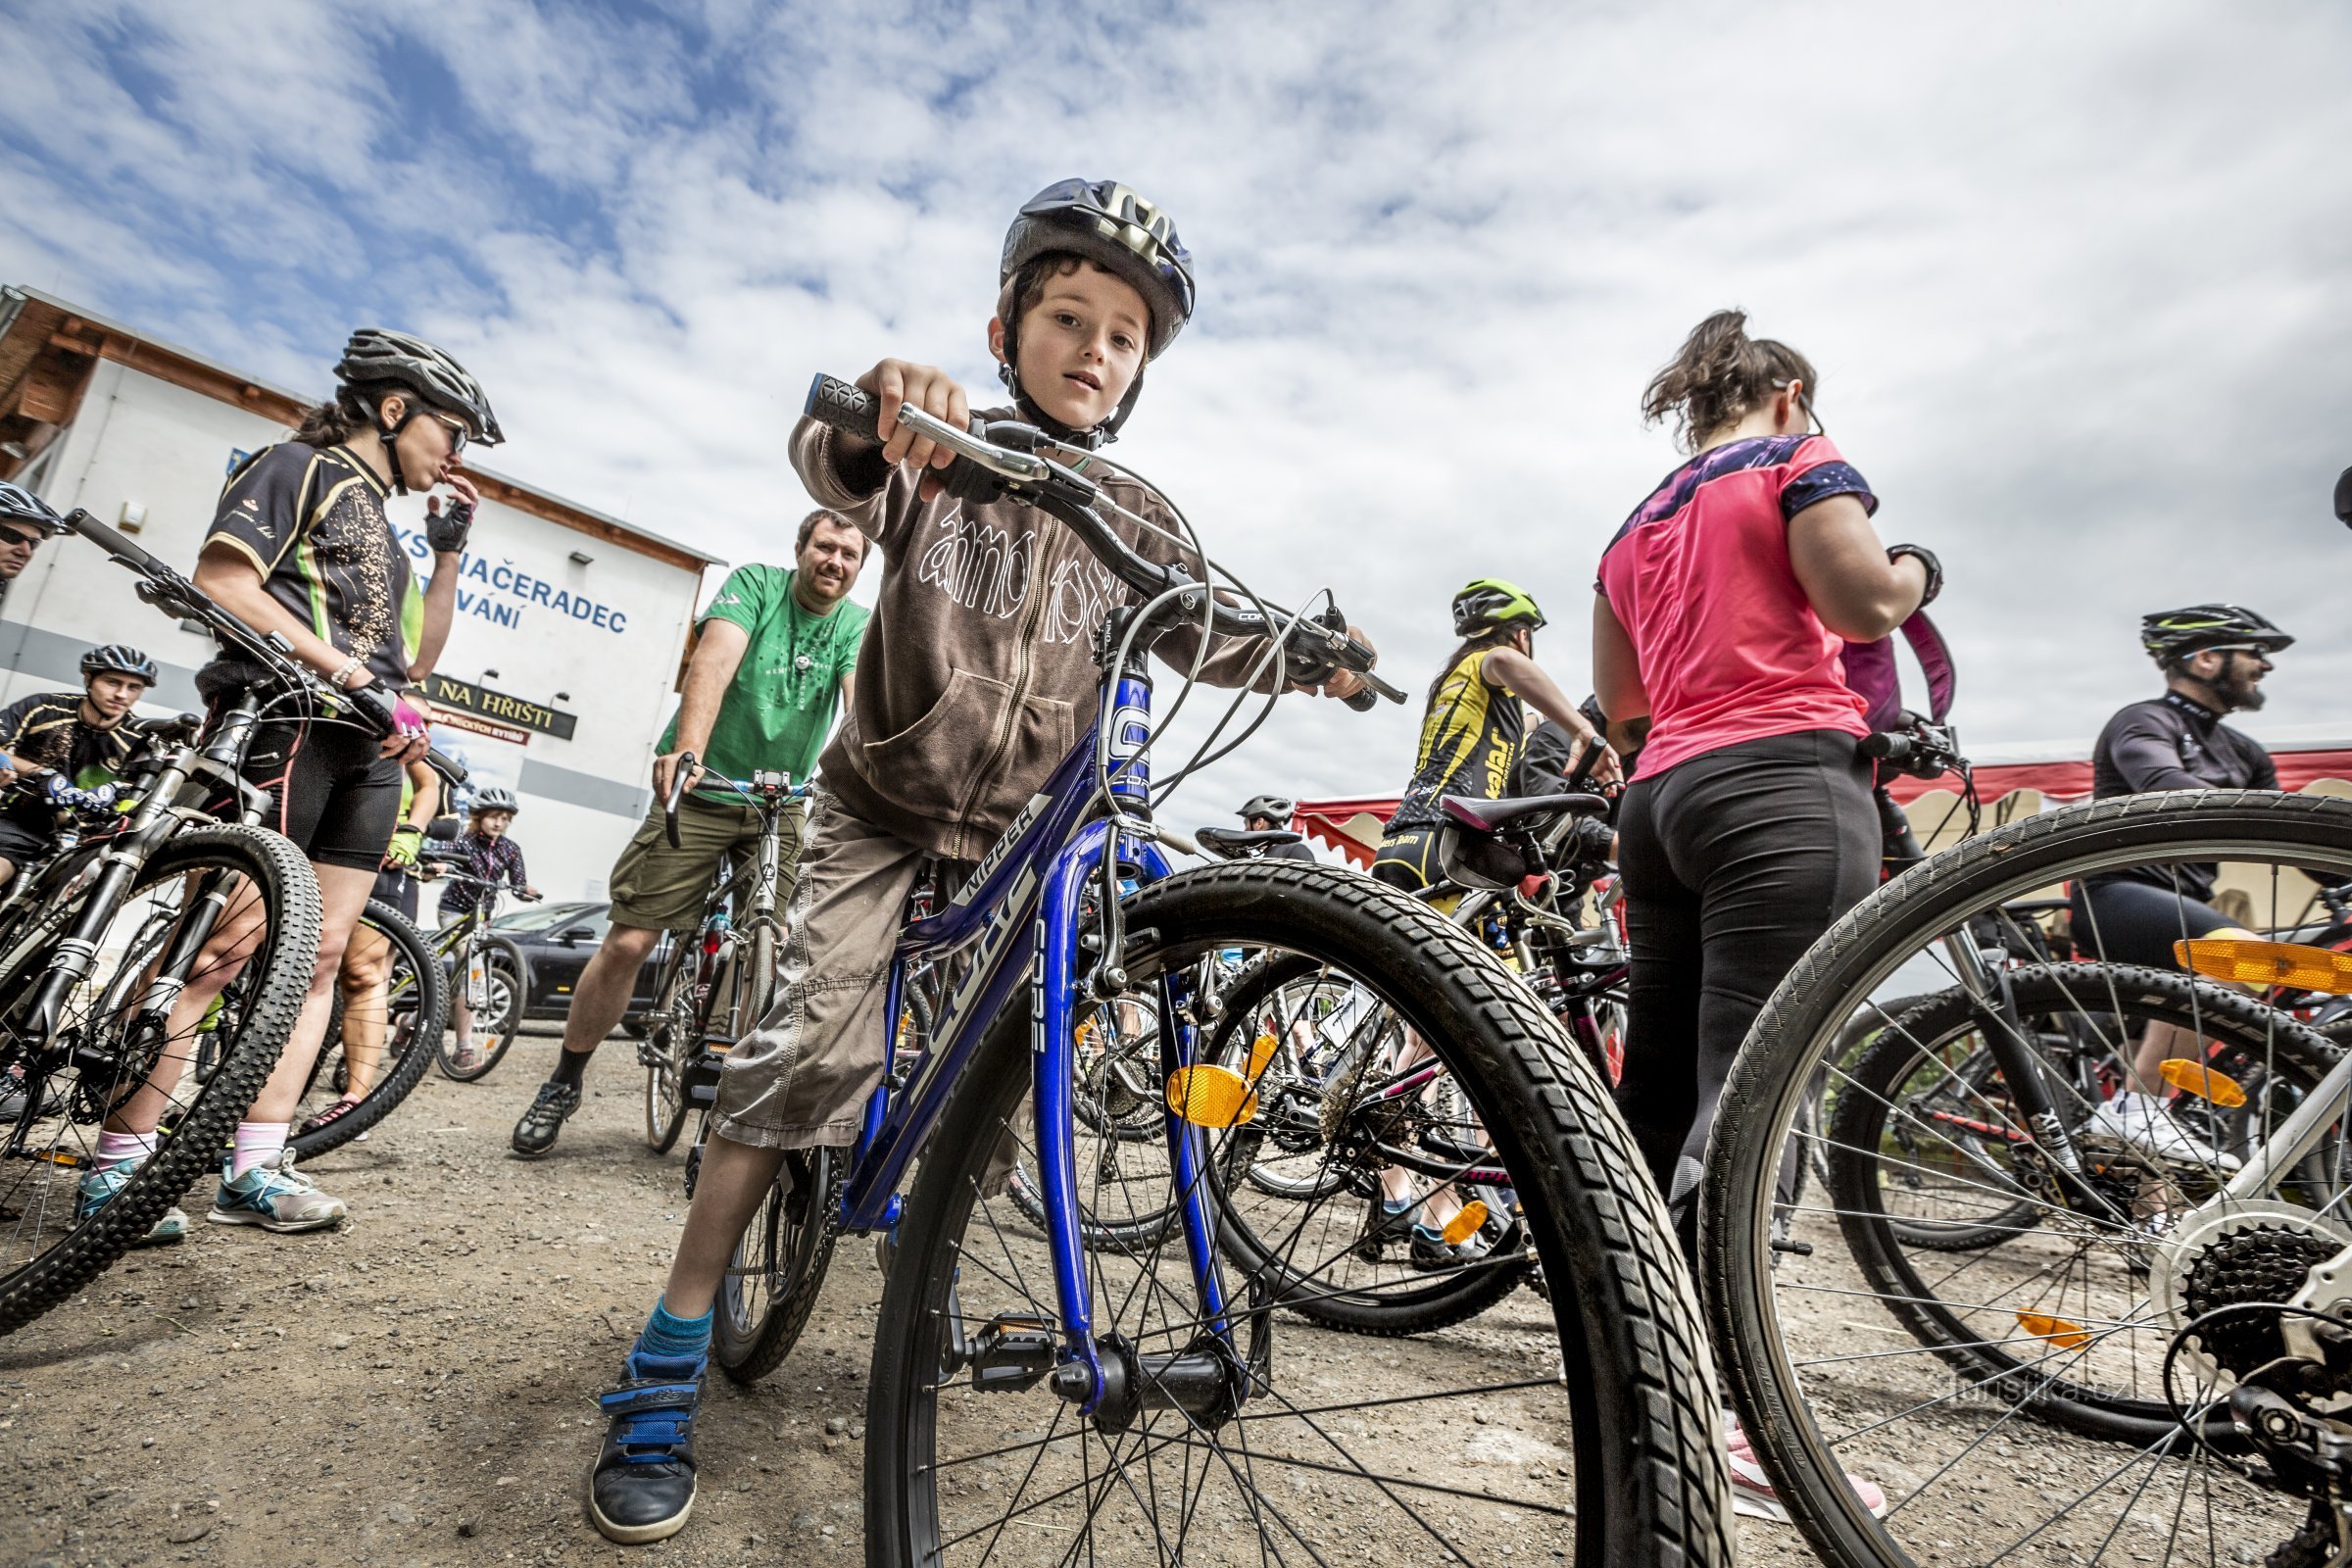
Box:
[1596,434,1877,781]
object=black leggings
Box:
[1614,729,1880,1226]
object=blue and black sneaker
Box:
[76,1156,188,1248]
[587,1348,705,1544]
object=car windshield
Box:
[493,901,604,935]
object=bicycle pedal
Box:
[966,1314,1057,1393]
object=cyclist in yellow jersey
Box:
[1370,579,1615,895]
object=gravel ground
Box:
[2,1026,1816,1568]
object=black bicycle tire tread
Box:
[1704,787,2352,1566]
[0,825,323,1334]
[643,946,695,1153]
[435,938,526,1083]
[713,1149,842,1385]
[291,900,448,1156]
[867,860,1734,1568]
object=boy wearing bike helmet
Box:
[579,177,1372,1547]
[0,644,158,890]
[2069,604,2291,1170]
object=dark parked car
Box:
[490,901,667,1030]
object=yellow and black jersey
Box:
[0,692,145,798]
[207,443,422,691]
[1386,648,1525,833]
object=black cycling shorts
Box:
[236,718,402,874]
[2070,877,2242,971]
[1369,826,1442,893]
[0,814,48,874]
[371,866,419,923]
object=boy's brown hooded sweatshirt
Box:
[790,412,1279,861]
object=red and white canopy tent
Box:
[1293,735,2352,869]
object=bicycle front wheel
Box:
[865,859,1732,1568]
[643,944,696,1153]
[1705,788,2352,1568]
[434,935,523,1083]
[0,824,322,1333]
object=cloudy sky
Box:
[4,1,2347,827]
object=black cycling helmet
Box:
[997,178,1195,449]
[1238,795,1294,823]
[470,785,519,815]
[80,645,157,685]
[2141,604,2294,665]
[335,328,503,494]
[1451,578,1546,638]
[0,479,67,536]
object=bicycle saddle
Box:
[1196,826,1303,858]
[1441,793,1607,834]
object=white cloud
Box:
[2,0,2347,828]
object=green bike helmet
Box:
[2140,604,2294,665]
[1451,578,1546,638]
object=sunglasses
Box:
[0,524,43,550]
[1770,378,1828,438]
[426,412,471,456]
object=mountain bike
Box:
[646,768,806,1155]
[419,863,533,1083]
[0,495,460,1332]
[687,375,1736,1567]
[1702,786,2352,1568]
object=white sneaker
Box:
[1724,1415,1886,1523]
[2085,1091,2242,1173]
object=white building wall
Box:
[0,360,710,903]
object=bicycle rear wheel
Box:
[291,900,447,1157]
[707,1127,841,1385]
[865,860,1732,1568]
[0,824,321,1333]
[642,943,696,1154]
[1705,789,2352,1568]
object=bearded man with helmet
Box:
[574,176,1377,1548]
[82,327,498,1244]
[2066,604,2295,1171]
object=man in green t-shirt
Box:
[512,511,871,1156]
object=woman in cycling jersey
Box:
[1594,310,1935,1518]
[1371,579,1613,893]
[88,329,492,1238]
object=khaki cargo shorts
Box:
[606,793,805,933]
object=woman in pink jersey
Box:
[1593,311,1936,1517]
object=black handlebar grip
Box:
[1566,735,1603,790]
[425,749,468,786]
[806,374,883,443]
[1342,687,1378,712]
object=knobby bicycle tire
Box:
[1,824,322,1333]
[866,860,1733,1568]
[434,934,524,1083]
[1703,788,2352,1568]
[710,1137,842,1385]
[292,900,449,1158]
[643,942,697,1154]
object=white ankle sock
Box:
[95,1130,157,1166]
[231,1121,289,1179]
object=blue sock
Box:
[636,1298,712,1361]
[1382,1200,1413,1215]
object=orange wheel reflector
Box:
[1441,1200,1490,1247]
[33,1149,83,1168]
[2176,937,2352,995]
[2016,1311,2091,1351]
[1074,1016,1099,1049]
[2157,1057,2249,1108]
[1165,1064,1259,1128]
[1245,1030,1279,1086]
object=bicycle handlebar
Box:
[804,374,1405,710]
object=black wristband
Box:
[1886,543,1942,607]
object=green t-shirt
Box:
[660,564,868,790]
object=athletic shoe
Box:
[587,1348,704,1544]
[1724,1415,1886,1523]
[0,1063,63,1123]
[74,1155,187,1248]
[1352,1199,1414,1263]
[512,1081,582,1157]
[207,1149,347,1233]
[2084,1091,2242,1173]
[295,1098,362,1139]
[1408,1225,1458,1273]
[449,1040,480,1073]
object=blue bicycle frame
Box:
[836,658,1223,1411]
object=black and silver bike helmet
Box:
[1238,795,1295,823]
[334,328,503,493]
[0,479,66,536]
[2140,604,2294,665]
[80,645,158,684]
[997,178,1195,448]
[470,786,520,815]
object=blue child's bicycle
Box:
[706,377,1733,1568]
